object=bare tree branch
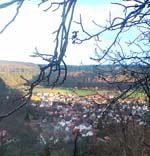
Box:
[0,0,77,120]
[0,0,24,33]
[75,0,150,60]
[0,0,19,9]
[76,0,150,109]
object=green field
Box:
[32,87,97,97]
[127,89,146,99]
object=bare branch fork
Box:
[98,73,150,123]
[74,0,150,115]
[0,0,25,33]
[75,0,150,103]
[0,0,77,120]
[74,0,150,61]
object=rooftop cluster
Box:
[31,92,149,144]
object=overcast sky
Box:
[0,0,118,65]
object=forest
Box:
[0,60,134,89]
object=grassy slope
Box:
[32,87,97,97]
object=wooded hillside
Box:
[0,61,39,87]
[0,60,131,89]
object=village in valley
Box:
[0,62,150,155]
[29,90,149,145]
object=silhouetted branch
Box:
[0,91,32,120]
[0,0,77,120]
[0,0,19,9]
[75,0,150,61]
[0,0,24,33]
[81,0,150,109]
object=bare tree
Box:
[0,0,149,118]
[0,0,77,120]
[75,0,150,106]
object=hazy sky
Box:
[0,0,117,65]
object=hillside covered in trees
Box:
[0,61,39,87]
[0,60,140,90]
[0,60,105,89]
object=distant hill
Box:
[0,60,39,87]
[0,60,38,72]
[0,61,99,88]
[0,60,120,89]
